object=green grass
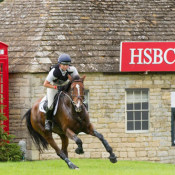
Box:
[0,159,175,175]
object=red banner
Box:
[120,42,175,72]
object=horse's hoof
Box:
[68,162,79,169]
[75,148,84,155]
[109,155,117,163]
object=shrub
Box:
[0,107,23,161]
[0,143,22,161]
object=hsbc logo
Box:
[120,42,175,72]
[130,48,175,65]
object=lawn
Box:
[0,159,175,175]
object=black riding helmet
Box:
[58,54,71,65]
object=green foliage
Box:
[0,108,22,161]
[0,143,22,161]
[0,0,4,3]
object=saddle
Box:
[39,92,62,116]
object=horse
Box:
[22,74,117,169]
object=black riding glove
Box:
[57,86,64,91]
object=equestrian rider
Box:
[43,53,79,130]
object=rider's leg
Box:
[45,88,57,130]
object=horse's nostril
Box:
[75,105,82,112]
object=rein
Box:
[62,91,85,133]
[62,91,75,106]
[62,91,85,120]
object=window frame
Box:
[84,89,89,112]
[171,108,175,146]
[125,88,150,133]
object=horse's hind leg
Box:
[42,132,79,169]
[66,128,84,155]
[86,123,117,163]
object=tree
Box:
[0,104,22,161]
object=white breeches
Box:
[47,88,57,109]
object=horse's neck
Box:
[63,82,71,94]
[67,82,72,95]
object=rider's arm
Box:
[43,68,57,89]
[43,80,56,89]
[68,66,79,77]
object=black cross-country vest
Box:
[50,64,73,83]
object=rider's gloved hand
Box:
[57,86,64,91]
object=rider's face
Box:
[60,64,69,71]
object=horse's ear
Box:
[68,74,73,82]
[82,74,86,81]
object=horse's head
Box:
[68,74,86,112]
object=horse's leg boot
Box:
[45,109,53,131]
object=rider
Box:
[43,53,79,131]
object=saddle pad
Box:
[39,96,47,113]
[39,92,61,115]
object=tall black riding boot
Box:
[45,109,53,131]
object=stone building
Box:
[0,0,175,163]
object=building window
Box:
[171,108,175,146]
[125,88,149,133]
[84,90,89,111]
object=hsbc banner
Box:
[120,42,175,72]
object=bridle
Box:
[62,79,86,125]
[70,80,85,104]
[62,79,85,109]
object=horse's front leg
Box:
[86,123,117,163]
[66,128,84,155]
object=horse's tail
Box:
[22,108,48,152]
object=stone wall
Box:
[9,72,175,163]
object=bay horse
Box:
[22,74,117,169]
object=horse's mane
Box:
[72,75,80,81]
[64,75,81,92]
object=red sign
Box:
[120,42,175,72]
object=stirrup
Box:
[45,120,52,131]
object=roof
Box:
[0,0,175,73]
